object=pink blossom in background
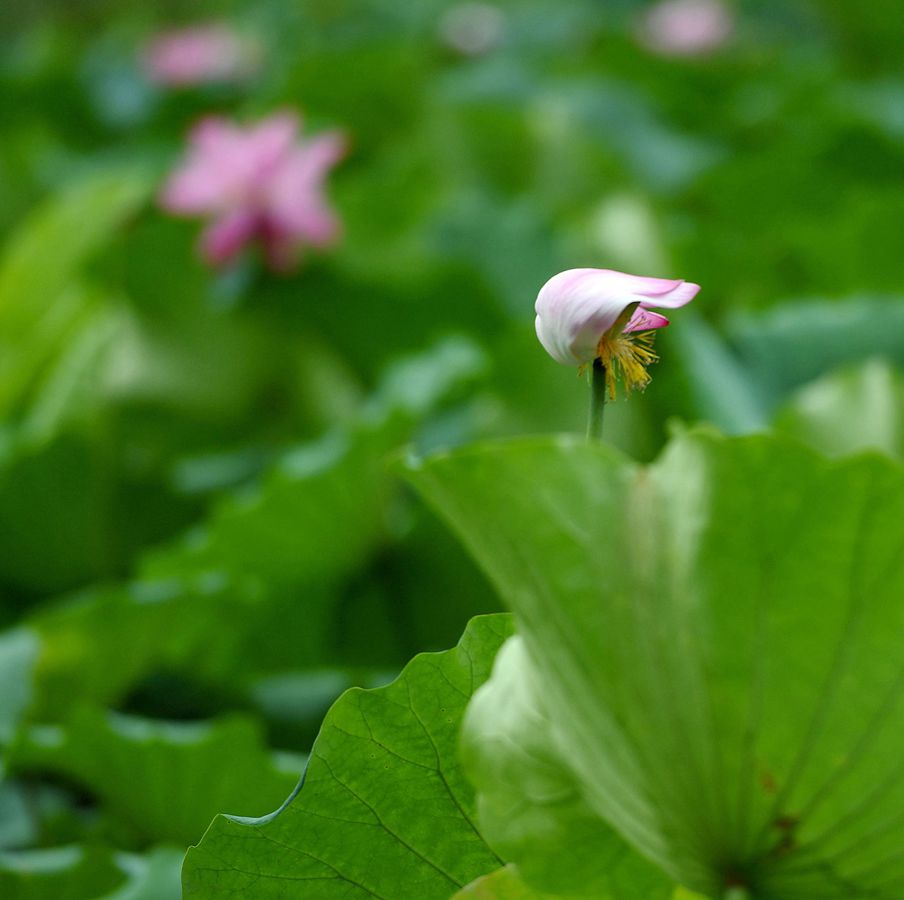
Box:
[160,113,346,271]
[637,0,733,58]
[141,23,259,87]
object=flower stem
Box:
[586,358,607,442]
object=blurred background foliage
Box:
[1,0,903,896]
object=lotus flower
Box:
[141,23,259,87]
[535,268,700,398]
[160,112,345,271]
[638,0,733,58]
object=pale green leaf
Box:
[0,845,124,900]
[454,867,698,900]
[663,312,769,434]
[100,846,183,900]
[774,358,903,459]
[0,629,38,745]
[0,168,150,416]
[0,844,183,900]
[0,780,36,850]
[454,865,548,898]
[727,297,904,401]
[9,710,300,846]
[462,635,675,899]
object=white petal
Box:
[534,268,700,365]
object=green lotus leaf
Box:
[406,431,904,898]
[9,710,299,847]
[774,358,903,459]
[182,614,513,899]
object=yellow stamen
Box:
[595,328,659,400]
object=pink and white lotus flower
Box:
[535,268,700,397]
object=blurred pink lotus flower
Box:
[535,268,699,397]
[141,23,259,87]
[160,112,346,271]
[638,0,733,58]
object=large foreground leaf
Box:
[182,614,513,899]
[461,634,675,899]
[406,432,904,898]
